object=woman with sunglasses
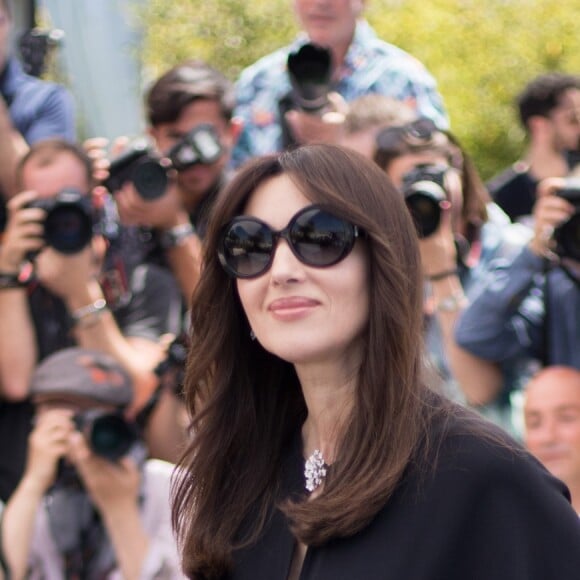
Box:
[373,120,532,423]
[172,144,580,580]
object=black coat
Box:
[229,407,580,580]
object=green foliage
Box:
[141,0,579,180]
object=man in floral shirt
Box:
[232,0,448,168]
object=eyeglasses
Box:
[218,205,360,279]
[376,118,440,152]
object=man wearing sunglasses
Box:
[231,0,448,168]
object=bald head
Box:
[524,366,580,510]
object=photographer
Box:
[0,139,182,499]
[0,348,182,579]
[373,120,532,423]
[455,176,580,370]
[231,0,448,167]
[0,0,75,201]
[110,60,241,305]
[488,73,580,223]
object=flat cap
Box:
[30,348,133,408]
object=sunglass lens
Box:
[291,209,353,267]
[221,219,273,277]
[407,118,437,140]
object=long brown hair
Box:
[173,145,439,578]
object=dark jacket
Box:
[229,405,580,579]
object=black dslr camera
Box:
[104,139,170,201]
[401,164,449,238]
[74,409,138,462]
[287,43,333,114]
[554,178,580,261]
[27,189,98,254]
[168,124,223,171]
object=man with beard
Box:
[489,73,580,223]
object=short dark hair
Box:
[145,60,235,127]
[16,138,94,191]
[517,72,580,128]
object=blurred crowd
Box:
[0,0,578,577]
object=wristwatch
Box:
[0,271,26,290]
[159,223,195,249]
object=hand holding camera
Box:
[401,164,459,279]
[22,409,76,494]
[67,426,141,514]
[103,124,224,202]
[284,91,347,146]
[0,190,46,273]
[530,177,578,260]
[282,43,347,146]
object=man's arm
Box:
[115,181,202,307]
[70,436,183,580]
[35,245,181,412]
[1,409,75,580]
[455,178,576,363]
[0,96,29,199]
[0,192,46,400]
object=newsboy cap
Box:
[30,348,133,408]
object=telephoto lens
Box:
[104,139,169,201]
[74,409,137,462]
[401,164,449,238]
[287,43,333,114]
[27,189,96,254]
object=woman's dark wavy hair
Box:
[173,144,440,579]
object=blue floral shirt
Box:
[232,20,449,168]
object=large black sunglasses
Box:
[218,205,361,279]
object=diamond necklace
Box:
[304,449,328,493]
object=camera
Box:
[401,164,449,238]
[168,124,224,171]
[287,43,333,114]
[554,178,580,261]
[104,139,170,201]
[135,333,189,429]
[74,409,138,462]
[27,189,97,254]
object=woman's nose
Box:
[268,239,305,284]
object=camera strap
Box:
[540,259,552,367]
[278,92,299,150]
